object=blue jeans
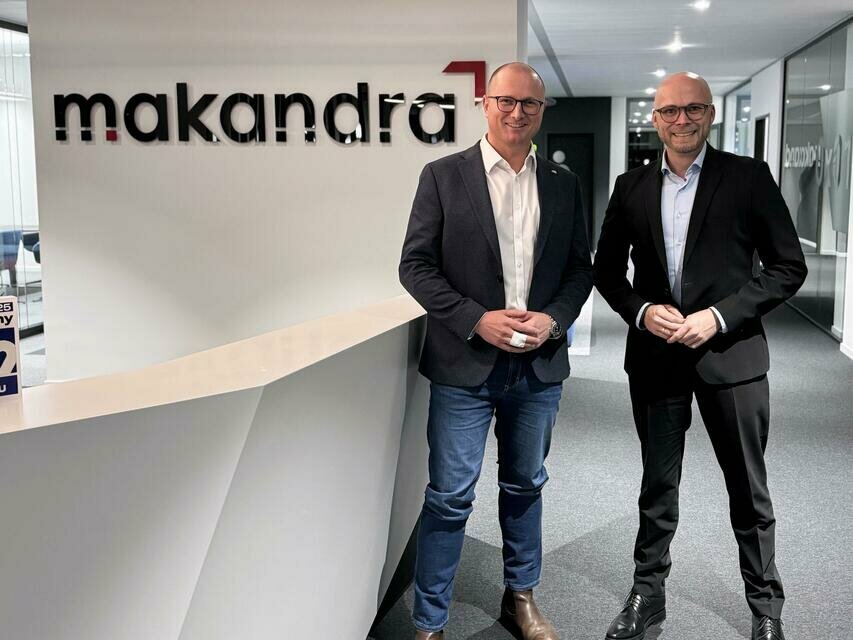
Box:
[412,354,563,632]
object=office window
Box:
[0,26,41,331]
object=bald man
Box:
[593,72,805,640]
[400,62,592,639]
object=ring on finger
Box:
[509,331,527,348]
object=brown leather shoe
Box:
[414,630,443,639]
[500,588,560,640]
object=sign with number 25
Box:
[0,296,20,397]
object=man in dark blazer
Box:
[593,72,806,640]
[399,62,592,640]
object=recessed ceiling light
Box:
[692,0,711,10]
[742,106,751,113]
[638,101,647,107]
[636,127,642,133]
[653,68,666,78]
[643,159,651,165]
[645,87,656,95]
[666,35,684,53]
[820,84,831,91]
[741,117,748,122]
[633,111,642,117]
[632,119,639,124]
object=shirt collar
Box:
[480,135,537,174]
[661,142,707,177]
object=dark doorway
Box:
[547,133,594,241]
[754,115,767,161]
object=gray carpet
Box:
[20,331,47,387]
[370,292,853,639]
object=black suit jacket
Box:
[399,142,593,387]
[593,145,807,385]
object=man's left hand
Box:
[512,311,553,351]
[666,308,718,349]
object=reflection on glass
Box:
[0,27,42,331]
[722,82,751,155]
[626,97,661,169]
[734,93,751,156]
[780,23,851,339]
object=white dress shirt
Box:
[636,143,727,333]
[480,135,540,311]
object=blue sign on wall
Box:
[0,299,20,397]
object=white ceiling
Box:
[528,0,853,98]
[3,0,851,100]
[0,1,26,26]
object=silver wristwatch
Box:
[548,315,561,339]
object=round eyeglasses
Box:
[654,103,712,123]
[487,95,545,115]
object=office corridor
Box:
[370,293,853,640]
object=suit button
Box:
[497,274,504,283]
[664,288,671,296]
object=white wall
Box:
[608,96,626,190]
[749,60,785,181]
[28,0,524,380]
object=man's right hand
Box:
[474,310,536,353]
[643,304,685,340]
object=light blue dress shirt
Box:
[636,144,727,332]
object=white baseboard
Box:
[841,342,853,360]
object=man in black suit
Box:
[399,62,592,640]
[593,72,806,640]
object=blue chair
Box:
[1,230,23,289]
[23,232,40,264]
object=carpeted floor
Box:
[370,292,853,640]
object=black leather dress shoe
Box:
[752,616,785,640]
[605,591,666,640]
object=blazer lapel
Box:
[458,144,501,265]
[682,145,723,267]
[533,155,554,267]
[644,159,668,274]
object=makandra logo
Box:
[53,61,486,146]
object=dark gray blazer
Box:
[593,145,807,385]
[399,142,593,387]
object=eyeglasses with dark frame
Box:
[487,95,545,115]
[654,103,712,123]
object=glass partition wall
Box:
[626,97,661,170]
[0,25,41,332]
[723,82,752,155]
[781,21,851,339]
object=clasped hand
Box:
[475,309,552,353]
[643,304,718,349]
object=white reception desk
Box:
[0,295,429,640]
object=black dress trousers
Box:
[628,370,785,619]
